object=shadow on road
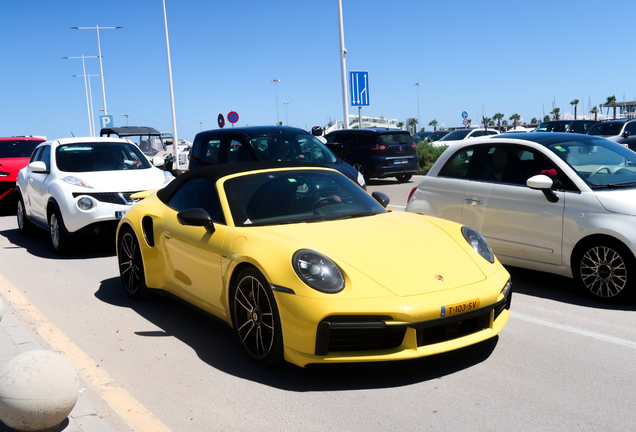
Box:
[507,266,636,311]
[95,276,499,391]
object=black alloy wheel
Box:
[118,228,149,300]
[574,240,636,302]
[232,268,283,366]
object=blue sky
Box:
[2,0,635,141]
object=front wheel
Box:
[231,268,283,366]
[48,207,70,254]
[573,240,636,302]
[118,229,149,300]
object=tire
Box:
[351,161,369,181]
[118,228,149,300]
[16,194,35,235]
[573,239,636,302]
[231,267,283,366]
[48,206,70,254]
[395,174,412,183]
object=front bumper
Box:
[59,191,139,233]
[276,275,512,367]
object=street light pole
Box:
[337,0,349,129]
[415,83,421,132]
[65,55,99,137]
[71,26,122,116]
[283,101,289,126]
[271,79,281,125]
[122,114,129,126]
[162,0,179,170]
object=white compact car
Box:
[16,137,173,253]
[405,132,636,302]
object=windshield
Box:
[440,130,472,141]
[587,122,624,136]
[534,122,571,132]
[121,135,165,156]
[56,142,151,172]
[224,169,386,227]
[547,137,636,188]
[0,140,42,158]
[250,133,338,164]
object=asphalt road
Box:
[0,179,635,432]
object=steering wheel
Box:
[312,197,339,209]
[589,166,611,177]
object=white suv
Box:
[434,128,500,147]
[16,137,173,253]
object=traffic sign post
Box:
[218,113,225,129]
[350,71,370,107]
[227,111,239,127]
[462,111,468,119]
[100,115,114,129]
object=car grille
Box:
[314,290,511,356]
[72,191,141,205]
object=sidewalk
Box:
[0,298,113,432]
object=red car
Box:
[0,137,46,203]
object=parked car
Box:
[434,128,500,147]
[406,132,636,302]
[0,136,45,204]
[16,137,174,253]
[413,131,450,143]
[533,120,598,134]
[116,162,511,367]
[325,128,418,182]
[189,126,366,188]
[586,119,636,150]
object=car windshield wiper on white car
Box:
[591,182,636,189]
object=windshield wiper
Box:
[591,182,636,189]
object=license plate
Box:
[394,159,409,165]
[441,299,480,317]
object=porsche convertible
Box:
[116,162,511,367]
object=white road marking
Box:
[512,311,636,349]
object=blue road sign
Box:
[462,111,468,119]
[350,71,370,107]
[100,115,114,129]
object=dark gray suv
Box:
[325,128,418,182]
[586,119,636,150]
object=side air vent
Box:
[142,216,155,247]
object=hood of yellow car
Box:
[261,211,487,297]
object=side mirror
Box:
[371,191,390,208]
[177,208,215,234]
[527,174,559,203]
[28,161,48,174]
[152,156,165,167]
[623,131,630,138]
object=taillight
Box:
[370,144,387,151]
[411,143,417,150]
[407,186,418,203]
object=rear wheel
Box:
[118,228,149,300]
[48,206,70,254]
[231,268,283,366]
[16,194,35,235]
[573,239,636,302]
[395,174,412,183]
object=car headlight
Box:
[77,197,95,211]
[501,279,512,298]
[461,226,494,263]
[163,171,175,184]
[357,171,366,188]
[292,250,345,293]
[62,176,92,188]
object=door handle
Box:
[465,198,483,206]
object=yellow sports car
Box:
[116,162,511,367]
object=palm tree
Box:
[543,115,550,122]
[590,106,599,121]
[531,117,538,124]
[550,107,560,120]
[509,113,521,129]
[428,119,438,131]
[606,95,617,119]
[482,117,492,129]
[493,112,504,132]
[570,99,580,119]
